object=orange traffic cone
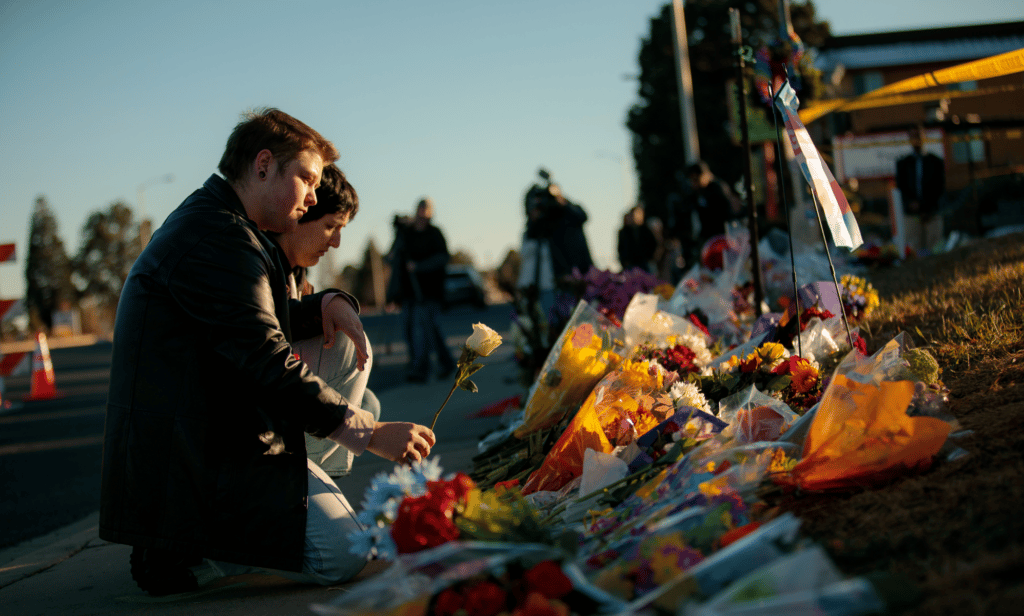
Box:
[24,332,59,401]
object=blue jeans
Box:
[405,300,456,378]
[293,332,381,477]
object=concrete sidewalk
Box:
[0,350,525,616]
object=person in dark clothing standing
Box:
[617,204,657,273]
[544,182,594,280]
[396,197,456,383]
[686,161,741,260]
[519,170,594,329]
[895,126,946,253]
[654,170,694,283]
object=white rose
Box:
[466,322,503,357]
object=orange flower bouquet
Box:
[775,334,955,491]
[522,357,670,494]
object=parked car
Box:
[444,264,487,309]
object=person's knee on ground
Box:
[302,461,370,584]
[206,462,370,587]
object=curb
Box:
[0,512,100,590]
[0,334,102,355]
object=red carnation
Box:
[449,472,476,501]
[799,306,835,331]
[524,560,574,600]
[849,332,867,355]
[462,580,508,616]
[513,592,570,616]
[391,493,461,554]
[433,588,464,616]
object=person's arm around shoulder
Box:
[169,224,346,438]
[562,200,589,224]
[315,291,369,370]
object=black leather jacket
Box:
[100,175,352,572]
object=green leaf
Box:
[459,379,479,393]
[767,375,792,391]
[721,373,740,390]
[465,363,485,378]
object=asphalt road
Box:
[363,302,516,393]
[0,302,516,550]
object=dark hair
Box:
[218,107,339,183]
[302,163,358,223]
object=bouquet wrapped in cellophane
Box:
[312,542,627,616]
[521,356,670,495]
[513,300,625,438]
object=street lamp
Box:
[137,173,175,248]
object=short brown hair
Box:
[218,108,339,183]
[303,164,359,223]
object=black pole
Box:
[730,9,764,317]
[808,194,855,346]
[768,79,802,358]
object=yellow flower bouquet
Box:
[521,357,669,494]
[513,300,625,438]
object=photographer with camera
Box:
[516,168,594,336]
[524,169,593,280]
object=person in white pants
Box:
[273,163,382,481]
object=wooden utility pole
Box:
[671,0,700,165]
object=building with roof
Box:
[810,20,1024,238]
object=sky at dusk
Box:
[2,0,1021,298]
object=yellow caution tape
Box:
[800,46,1024,123]
[864,47,1024,98]
[800,82,1024,124]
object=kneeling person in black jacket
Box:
[100,108,435,595]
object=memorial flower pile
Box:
[334,266,963,616]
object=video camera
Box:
[526,168,564,213]
[523,168,566,239]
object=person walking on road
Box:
[393,197,456,383]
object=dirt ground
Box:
[768,234,1024,615]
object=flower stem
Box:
[430,380,461,432]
